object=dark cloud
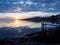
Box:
[0,0,60,13]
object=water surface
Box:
[0,19,41,28]
[0,19,59,39]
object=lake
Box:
[0,19,59,39]
[0,19,42,28]
[0,19,59,28]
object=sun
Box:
[15,16,19,19]
[16,16,18,19]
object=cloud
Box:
[26,11,59,17]
[0,12,59,18]
[48,8,55,10]
[6,7,22,13]
[0,0,60,13]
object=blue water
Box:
[0,19,59,39]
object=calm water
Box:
[0,19,59,28]
[0,19,42,38]
[0,19,59,39]
[0,19,41,28]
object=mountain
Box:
[21,14,60,23]
[21,17,42,22]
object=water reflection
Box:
[0,19,41,28]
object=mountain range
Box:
[21,14,60,23]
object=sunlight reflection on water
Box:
[0,19,41,28]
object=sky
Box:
[0,0,60,18]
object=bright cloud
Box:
[0,12,59,19]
